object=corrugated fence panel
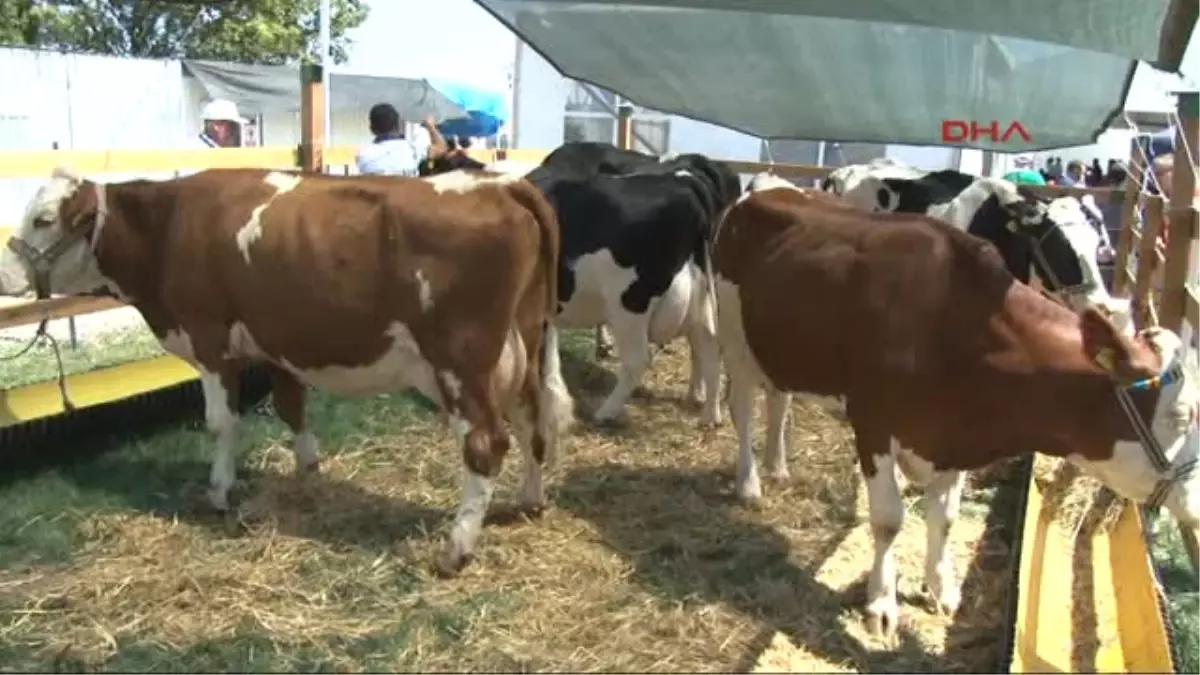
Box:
[0,49,187,226]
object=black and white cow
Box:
[420,143,734,425]
[821,159,1131,331]
[533,143,740,417]
[518,149,740,425]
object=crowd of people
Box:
[1003,155,1129,188]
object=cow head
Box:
[418,152,488,177]
[1002,190,1132,334]
[1075,309,1199,563]
[0,167,113,299]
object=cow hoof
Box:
[865,598,900,641]
[767,468,791,483]
[922,581,961,617]
[592,409,626,427]
[435,548,474,578]
[205,486,231,513]
[735,481,763,505]
[518,501,547,520]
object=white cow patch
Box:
[415,269,434,312]
[440,369,463,406]
[160,329,198,364]
[279,321,442,403]
[555,250,638,329]
[746,172,799,194]
[648,264,693,345]
[423,170,520,194]
[236,172,303,263]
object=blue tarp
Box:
[429,80,509,138]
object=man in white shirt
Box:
[356,103,443,176]
[197,99,245,148]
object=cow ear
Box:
[1080,307,1157,382]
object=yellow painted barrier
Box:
[1010,470,1173,673]
[0,145,364,179]
[0,354,199,427]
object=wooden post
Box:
[1112,138,1146,298]
[616,104,633,151]
[1133,198,1166,328]
[1161,90,1200,571]
[298,63,325,173]
[980,150,994,177]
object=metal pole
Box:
[319,0,332,148]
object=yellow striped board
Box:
[0,355,199,427]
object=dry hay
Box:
[0,333,1023,673]
[1029,454,1130,671]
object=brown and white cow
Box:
[0,166,574,576]
[711,174,1199,636]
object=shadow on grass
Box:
[942,457,1027,672]
[555,462,943,673]
[0,388,447,572]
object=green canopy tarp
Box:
[477,0,1197,151]
[182,60,467,121]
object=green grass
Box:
[1149,512,1199,674]
[0,384,470,672]
[0,324,165,389]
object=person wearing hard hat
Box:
[198,99,245,149]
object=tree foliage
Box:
[0,0,369,65]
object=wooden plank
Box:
[1159,92,1199,332]
[1112,138,1146,297]
[724,160,832,180]
[1024,184,1123,203]
[0,296,125,330]
[0,147,299,178]
[1187,284,1199,332]
[1132,198,1166,327]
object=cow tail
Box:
[514,183,574,460]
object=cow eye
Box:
[31,216,54,229]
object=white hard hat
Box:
[201,99,245,124]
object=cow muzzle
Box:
[5,225,92,300]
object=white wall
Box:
[0,48,187,226]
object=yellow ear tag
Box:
[1095,347,1116,372]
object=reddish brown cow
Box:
[712,174,1198,637]
[0,166,574,576]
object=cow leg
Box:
[268,365,320,474]
[728,369,761,502]
[763,388,791,481]
[199,364,242,511]
[850,408,905,639]
[438,382,509,577]
[593,324,613,359]
[593,308,651,424]
[686,279,722,427]
[538,322,574,470]
[921,469,965,615]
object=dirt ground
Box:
[0,328,1023,673]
